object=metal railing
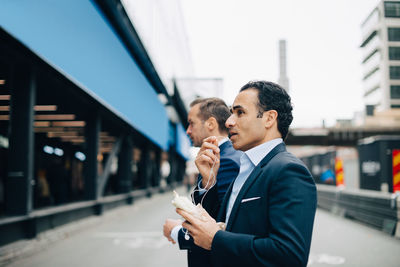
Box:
[317,184,400,237]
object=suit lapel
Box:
[225,165,263,230]
[217,179,234,222]
[218,141,230,155]
[225,143,286,230]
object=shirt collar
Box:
[218,137,229,147]
[245,138,283,166]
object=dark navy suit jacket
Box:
[178,140,241,267]
[209,143,317,267]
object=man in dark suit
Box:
[163,98,242,267]
[177,81,317,267]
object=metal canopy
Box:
[0,0,169,150]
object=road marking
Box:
[94,231,171,249]
[94,231,162,238]
[308,253,346,265]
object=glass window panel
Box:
[390,66,400,79]
[385,2,400,17]
[390,85,400,98]
[389,47,400,60]
[388,28,400,41]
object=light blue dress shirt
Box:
[225,138,283,224]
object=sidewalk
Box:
[4,187,400,267]
[0,187,188,267]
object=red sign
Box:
[393,149,400,193]
[335,158,344,187]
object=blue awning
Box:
[176,124,191,160]
[0,0,169,150]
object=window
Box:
[388,28,400,41]
[385,2,400,17]
[391,85,400,98]
[389,47,400,60]
[390,66,400,79]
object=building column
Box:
[117,136,133,193]
[153,148,161,187]
[6,63,36,215]
[138,142,155,197]
[175,156,185,183]
[167,149,177,186]
[141,145,151,189]
[84,114,100,200]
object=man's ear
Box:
[264,110,278,128]
[206,117,217,131]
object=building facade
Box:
[361,1,400,114]
[0,0,192,247]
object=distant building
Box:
[360,1,400,125]
[121,0,195,95]
[278,39,289,92]
[122,0,223,117]
[175,78,224,110]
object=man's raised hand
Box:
[195,136,220,189]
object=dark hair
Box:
[190,98,230,134]
[240,80,293,139]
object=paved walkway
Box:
[2,187,400,267]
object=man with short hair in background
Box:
[163,97,242,267]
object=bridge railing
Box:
[317,184,400,237]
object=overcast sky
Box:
[180,0,380,128]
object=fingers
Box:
[176,208,198,224]
[202,136,218,145]
[199,140,220,155]
[176,207,212,225]
[197,151,219,165]
[197,142,219,165]
[198,205,211,219]
[176,207,218,251]
[167,237,176,244]
[182,222,196,238]
[195,136,221,180]
[163,218,182,243]
[163,225,172,239]
[196,206,215,223]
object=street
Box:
[4,188,400,267]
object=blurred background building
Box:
[359,0,400,126]
[278,39,290,92]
